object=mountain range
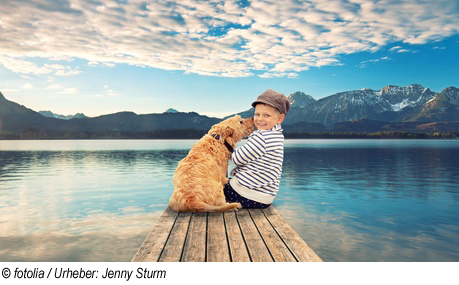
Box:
[232,84,459,126]
[1,84,459,138]
[38,110,88,120]
[0,92,220,135]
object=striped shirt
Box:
[229,124,284,204]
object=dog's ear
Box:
[224,126,234,138]
[210,126,233,143]
[224,126,235,147]
[209,125,224,142]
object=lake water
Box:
[1,139,458,262]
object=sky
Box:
[0,0,458,118]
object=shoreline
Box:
[1,131,458,140]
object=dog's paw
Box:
[234,202,242,210]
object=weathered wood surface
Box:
[132,206,322,262]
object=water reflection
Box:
[0,147,189,261]
[1,140,459,261]
[0,210,164,262]
[282,146,459,199]
[276,143,459,261]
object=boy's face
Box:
[254,104,285,130]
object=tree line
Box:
[1,129,458,140]
[284,131,459,139]
[0,129,207,140]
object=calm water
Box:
[1,139,458,262]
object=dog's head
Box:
[208,115,254,148]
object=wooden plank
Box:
[181,212,207,262]
[133,206,322,263]
[224,211,250,262]
[158,212,192,262]
[207,212,231,262]
[262,207,322,262]
[132,206,178,262]
[237,209,272,262]
[248,209,296,262]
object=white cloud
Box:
[0,56,53,75]
[55,69,82,76]
[259,71,298,79]
[358,56,391,68]
[22,83,34,89]
[45,83,80,95]
[0,0,458,78]
[0,56,82,76]
[88,61,116,68]
[57,87,78,94]
[107,89,120,97]
[46,84,65,90]
[0,88,19,93]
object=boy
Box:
[224,89,290,209]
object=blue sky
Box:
[0,0,458,118]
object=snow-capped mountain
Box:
[228,84,456,126]
[38,110,88,120]
[406,86,459,122]
[377,84,436,111]
[287,84,440,126]
[288,91,316,108]
[2,85,459,138]
[284,91,316,124]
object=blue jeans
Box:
[223,182,271,209]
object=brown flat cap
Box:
[252,89,290,115]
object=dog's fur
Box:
[169,115,254,212]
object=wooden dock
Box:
[132,206,322,262]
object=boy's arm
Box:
[231,132,266,166]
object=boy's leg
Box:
[223,182,271,209]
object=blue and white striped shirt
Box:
[229,124,284,204]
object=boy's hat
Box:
[252,89,290,115]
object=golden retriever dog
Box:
[169,115,254,212]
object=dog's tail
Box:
[169,196,241,212]
[199,202,242,212]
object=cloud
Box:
[0,88,19,93]
[0,0,458,78]
[88,61,116,68]
[389,45,415,54]
[107,89,120,97]
[0,56,82,76]
[46,84,65,90]
[57,87,78,94]
[259,71,299,79]
[45,84,78,95]
[54,65,82,76]
[22,83,34,89]
[0,210,163,261]
[358,56,391,68]
[0,56,54,75]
